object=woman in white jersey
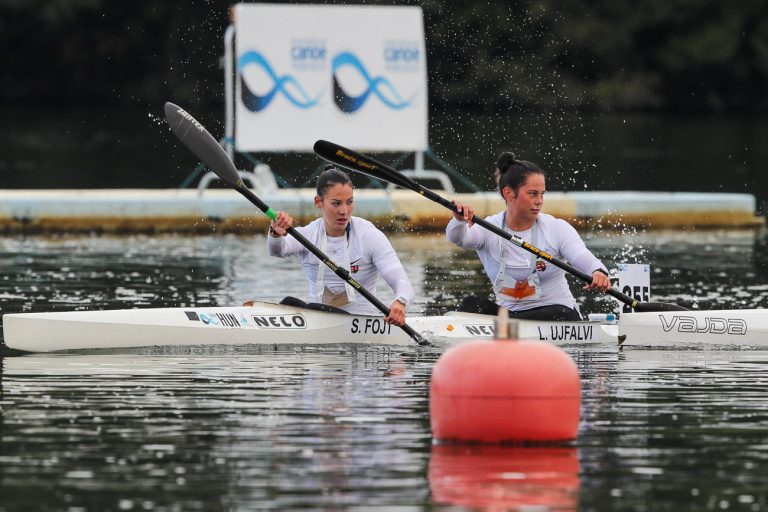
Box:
[268,165,414,326]
[448,152,611,321]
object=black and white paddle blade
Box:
[313,139,417,191]
[164,102,240,186]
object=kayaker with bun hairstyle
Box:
[448,152,611,320]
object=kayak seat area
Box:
[279,296,351,315]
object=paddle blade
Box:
[164,102,240,186]
[313,139,418,192]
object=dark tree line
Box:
[2,0,767,113]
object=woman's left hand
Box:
[584,271,611,291]
[385,301,406,326]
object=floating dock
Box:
[0,189,763,234]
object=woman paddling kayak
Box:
[448,152,611,321]
[267,165,414,326]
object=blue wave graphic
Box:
[332,52,416,113]
[238,50,321,112]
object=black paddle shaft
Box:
[313,139,687,313]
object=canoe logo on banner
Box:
[251,314,307,329]
[238,50,322,112]
[332,52,417,113]
[659,315,748,335]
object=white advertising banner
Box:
[233,4,428,152]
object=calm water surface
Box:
[1,232,768,510]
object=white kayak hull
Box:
[619,309,768,347]
[2,301,617,353]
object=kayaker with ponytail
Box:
[268,165,414,326]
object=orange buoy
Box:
[430,339,581,442]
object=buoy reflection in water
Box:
[428,444,580,509]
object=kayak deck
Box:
[618,309,768,347]
[2,301,618,353]
[6,303,766,353]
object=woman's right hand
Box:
[269,211,293,237]
[451,201,475,227]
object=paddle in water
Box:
[163,103,430,345]
[313,139,687,313]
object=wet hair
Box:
[495,151,545,198]
[316,164,353,197]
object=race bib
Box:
[322,287,351,308]
[497,272,542,301]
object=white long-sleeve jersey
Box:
[268,216,414,315]
[446,211,607,311]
